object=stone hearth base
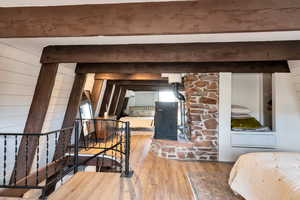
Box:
[151,139,217,160]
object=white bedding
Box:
[229,152,300,200]
[120,117,154,128]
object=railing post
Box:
[122,121,133,177]
[74,121,79,174]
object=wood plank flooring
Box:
[79,136,123,159]
[49,135,234,200]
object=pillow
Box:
[231,117,262,129]
[231,113,251,119]
[130,110,155,117]
[231,105,251,115]
[129,106,155,117]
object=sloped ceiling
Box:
[1,1,300,57]
[0,0,182,7]
[1,31,300,56]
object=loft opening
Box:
[231,73,273,132]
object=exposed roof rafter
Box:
[1,0,300,38]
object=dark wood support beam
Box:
[1,0,300,38]
[1,157,66,197]
[44,73,87,196]
[91,79,104,113]
[10,63,59,183]
[44,42,300,63]
[120,97,129,118]
[76,61,290,74]
[124,85,172,91]
[67,155,121,168]
[115,87,127,119]
[108,85,121,115]
[99,81,114,117]
[115,80,169,86]
[95,73,166,80]
[53,73,87,160]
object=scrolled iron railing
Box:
[0,127,75,198]
[0,118,132,199]
[74,118,133,177]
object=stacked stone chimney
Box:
[151,73,219,161]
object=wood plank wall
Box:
[0,42,76,183]
[91,80,104,113]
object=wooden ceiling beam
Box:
[91,79,104,113]
[99,81,114,117]
[54,73,87,159]
[1,0,300,38]
[76,61,290,74]
[95,73,166,80]
[123,85,172,91]
[114,80,169,86]
[42,42,300,63]
[44,73,87,195]
[108,85,121,115]
[115,87,127,119]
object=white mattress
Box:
[229,152,300,200]
[120,117,154,128]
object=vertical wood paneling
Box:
[116,87,127,119]
[0,42,76,186]
[10,63,59,182]
[99,81,114,117]
[44,73,87,195]
[91,79,104,113]
[108,85,121,115]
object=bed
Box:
[229,152,300,200]
[121,106,155,135]
[120,116,154,129]
[231,105,271,132]
[120,116,154,135]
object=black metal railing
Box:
[0,118,132,198]
[0,127,77,198]
[74,118,133,177]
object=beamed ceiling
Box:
[0,0,180,7]
[1,0,300,56]
[1,32,300,56]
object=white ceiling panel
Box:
[1,31,300,56]
[0,0,183,7]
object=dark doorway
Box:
[154,102,178,140]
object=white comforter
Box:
[229,152,300,200]
[120,117,154,128]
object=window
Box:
[231,73,273,132]
[158,91,177,102]
[80,102,93,119]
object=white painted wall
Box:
[219,67,300,162]
[135,92,159,106]
[84,73,95,92]
[0,42,76,133]
[42,64,75,132]
[231,74,262,122]
[36,63,75,172]
[94,80,107,117]
[0,42,40,132]
[0,42,76,181]
[125,91,159,113]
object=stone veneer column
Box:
[151,73,219,161]
[184,73,219,160]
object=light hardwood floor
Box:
[49,135,234,200]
